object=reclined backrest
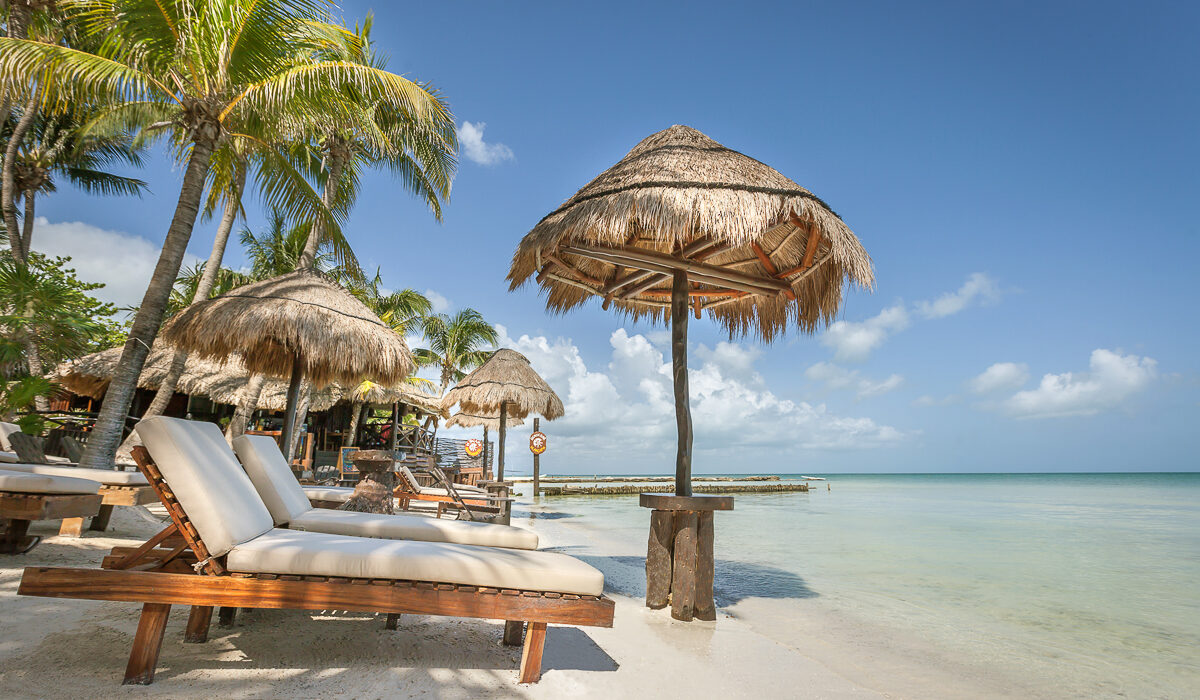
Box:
[136,417,274,557]
[0,421,20,452]
[232,434,314,526]
[397,465,425,492]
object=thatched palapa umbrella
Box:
[442,349,563,481]
[161,269,414,454]
[507,125,874,497]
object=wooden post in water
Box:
[671,270,693,497]
[532,417,540,497]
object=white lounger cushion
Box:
[227,528,603,596]
[0,468,101,495]
[136,417,274,557]
[232,435,313,525]
[0,462,148,486]
[0,450,17,463]
[288,508,539,550]
[233,434,538,549]
[0,422,19,452]
[302,485,354,503]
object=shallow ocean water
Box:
[516,473,1200,699]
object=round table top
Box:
[638,493,734,511]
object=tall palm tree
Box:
[416,309,498,396]
[5,106,148,261]
[297,13,456,268]
[1,0,447,468]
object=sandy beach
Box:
[0,495,1061,700]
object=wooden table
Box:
[338,450,397,515]
[639,493,734,621]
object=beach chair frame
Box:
[1,491,103,553]
[17,446,614,685]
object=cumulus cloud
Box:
[970,362,1030,394]
[819,305,909,362]
[425,289,452,313]
[457,121,514,166]
[915,272,1001,319]
[1003,349,1157,419]
[440,325,908,471]
[805,361,904,399]
[25,217,200,309]
[818,273,1002,362]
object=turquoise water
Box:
[519,473,1200,698]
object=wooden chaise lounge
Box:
[18,417,613,685]
[393,464,511,520]
[232,434,539,549]
[0,469,103,554]
[0,462,156,536]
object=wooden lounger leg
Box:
[385,613,400,630]
[184,606,213,643]
[0,519,39,554]
[89,504,116,532]
[123,603,171,685]
[502,620,524,646]
[217,606,237,627]
[59,517,86,538]
[518,622,547,684]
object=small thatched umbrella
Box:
[445,410,525,430]
[508,125,873,497]
[161,269,414,454]
[442,349,563,480]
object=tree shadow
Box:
[577,555,819,605]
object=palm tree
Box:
[1,0,449,468]
[416,309,498,396]
[297,14,456,268]
[4,106,148,261]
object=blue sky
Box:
[32,1,1199,473]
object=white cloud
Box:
[805,361,904,399]
[819,305,909,362]
[457,121,514,166]
[440,325,908,471]
[970,362,1030,394]
[915,272,1001,319]
[1003,349,1157,419]
[425,289,452,313]
[913,394,958,407]
[26,217,200,309]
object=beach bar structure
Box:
[509,125,872,620]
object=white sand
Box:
[0,503,954,699]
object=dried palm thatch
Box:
[341,380,448,418]
[445,410,525,430]
[160,269,413,388]
[508,125,874,341]
[442,349,564,421]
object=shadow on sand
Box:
[576,554,819,606]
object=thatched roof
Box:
[50,347,341,411]
[340,380,448,418]
[445,410,525,430]
[508,125,874,341]
[442,349,564,421]
[160,269,413,388]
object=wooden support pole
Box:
[123,603,171,685]
[646,510,674,609]
[217,606,237,627]
[671,271,693,497]
[497,400,508,482]
[503,619,525,646]
[694,511,716,621]
[184,605,212,643]
[280,355,304,463]
[89,504,115,532]
[388,402,399,452]
[518,622,548,684]
[532,417,540,497]
[385,613,400,630]
[483,426,491,480]
[58,517,85,538]
[670,511,699,621]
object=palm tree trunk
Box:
[79,131,219,469]
[124,162,247,440]
[298,150,343,269]
[3,92,38,264]
[20,188,35,256]
[226,373,266,444]
[21,338,49,412]
[286,383,311,463]
[7,5,33,39]
[345,401,363,447]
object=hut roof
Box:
[444,410,525,430]
[341,380,448,418]
[507,125,874,341]
[159,269,413,388]
[442,349,564,421]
